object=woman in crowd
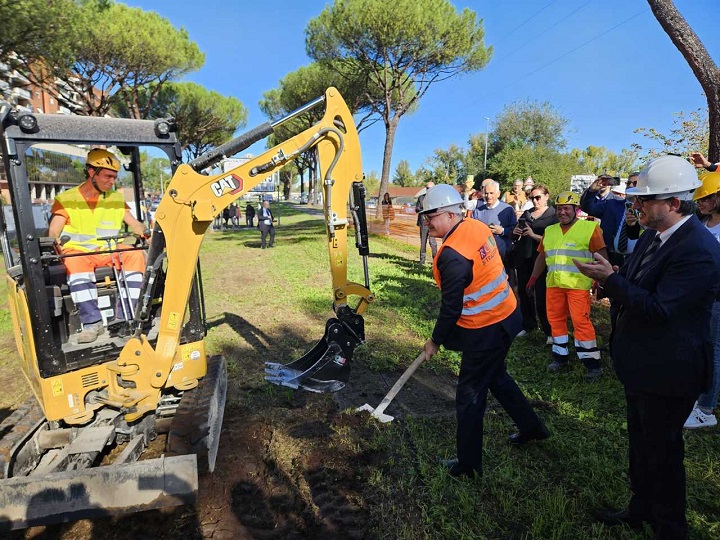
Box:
[512,184,558,341]
[685,170,720,428]
[381,192,395,235]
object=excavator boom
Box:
[0,88,372,528]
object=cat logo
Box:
[211,174,244,197]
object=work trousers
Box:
[63,246,145,325]
[418,224,437,263]
[546,287,600,369]
[625,389,695,539]
[456,322,545,475]
[259,223,275,248]
[515,257,550,336]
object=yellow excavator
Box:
[0,88,373,529]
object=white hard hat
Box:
[627,155,701,200]
[611,183,626,195]
[420,184,464,215]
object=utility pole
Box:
[483,117,490,178]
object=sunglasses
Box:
[530,195,544,201]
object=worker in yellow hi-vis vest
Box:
[526,191,608,381]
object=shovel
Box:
[356,351,426,423]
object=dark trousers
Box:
[625,389,696,539]
[259,224,275,248]
[456,323,545,474]
[515,257,550,335]
[419,224,437,263]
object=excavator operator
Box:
[48,148,148,344]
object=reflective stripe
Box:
[462,283,511,315]
[67,271,95,285]
[575,338,600,360]
[552,335,569,356]
[548,264,584,274]
[547,249,592,259]
[96,227,120,238]
[70,288,98,303]
[463,271,507,303]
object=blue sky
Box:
[128,0,716,175]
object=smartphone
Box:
[518,218,527,229]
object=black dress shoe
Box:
[438,458,477,479]
[596,508,645,529]
[508,428,550,446]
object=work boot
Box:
[437,458,477,479]
[76,321,105,344]
[547,360,568,372]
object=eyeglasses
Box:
[627,194,675,205]
[421,211,447,223]
[530,195,543,201]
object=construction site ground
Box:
[0,204,452,540]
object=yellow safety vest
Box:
[55,186,126,252]
[433,219,516,329]
[544,219,597,290]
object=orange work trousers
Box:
[545,287,596,342]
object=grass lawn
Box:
[0,202,717,539]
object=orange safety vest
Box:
[433,219,516,329]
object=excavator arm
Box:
[115,88,373,419]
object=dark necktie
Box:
[617,219,628,253]
[634,235,661,281]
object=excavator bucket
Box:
[265,308,365,393]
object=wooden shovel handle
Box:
[373,351,427,416]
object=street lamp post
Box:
[483,117,490,177]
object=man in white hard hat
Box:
[574,155,720,538]
[420,184,548,479]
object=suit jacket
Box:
[603,215,720,397]
[258,207,273,226]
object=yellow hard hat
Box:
[555,191,580,206]
[86,148,120,172]
[693,171,720,200]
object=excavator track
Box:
[0,399,46,479]
[166,355,227,474]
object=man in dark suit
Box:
[420,184,548,479]
[257,200,275,249]
[575,155,720,539]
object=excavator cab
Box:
[0,88,372,529]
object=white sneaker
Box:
[516,330,528,337]
[684,406,717,429]
[545,336,553,345]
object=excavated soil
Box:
[10,355,456,540]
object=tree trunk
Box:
[375,118,399,219]
[647,0,720,160]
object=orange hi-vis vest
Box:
[433,219,516,329]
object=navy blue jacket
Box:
[604,215,720,397]
[580,190,625,252]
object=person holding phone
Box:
[580,173,640,269]
[512,185,558,341]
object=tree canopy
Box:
[19,0,204,117]
[306,0,492,211]
[0,0,81,65]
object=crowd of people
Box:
[416,154,720,539]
